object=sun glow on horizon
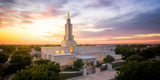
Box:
[0,0,160,44]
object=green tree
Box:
[0,52,9,63]
[10,54,32,71]
[13,49,29,56]
[116,61,160,80]
[17,45,31,52]
[141,48,155,59]
[126,55,145,62]
[0,54,32,78]
[12,62,60,80]
[115,44,158,60]
[0,45,15,54]
[73,59,83,69]
[154,45,160,56]
[103,55,114,63]
[34,59,50,65]
[96,61,103,68]
[34,46,41,51]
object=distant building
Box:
[41,13,115,66]
[30,48,41,59]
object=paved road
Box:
[0,53,13,72]
[68,68,117,80]
[76,70,116,80]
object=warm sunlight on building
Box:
[55,50,59,54]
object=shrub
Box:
[63,66,79,71]
[103,55,115,63]
[96,62,103,68]
[73,59,83,69]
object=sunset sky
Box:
[0,0,160,44]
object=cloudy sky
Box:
[0,0,160,44]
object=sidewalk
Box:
[67,68,117,80]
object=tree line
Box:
[115,44,160,59]
[115,44,160,80]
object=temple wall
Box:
[41,47,68,54]
[41,45,116,66]
[77,45,116,53]
[54,55,74,66]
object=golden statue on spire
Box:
[68,12,70,19]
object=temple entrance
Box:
[86,60,95,74]
[76,55,97,76]
[70,45,73,53]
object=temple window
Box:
[55,50,59,54]
[70,45,73,53]
[69,58,72,65]
[61,50,64,53]
[99,55,102,61]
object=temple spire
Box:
[68,12,70,19]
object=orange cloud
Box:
[22,12,52,19]
[114,33,160,40]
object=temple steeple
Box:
[64,12,73,41]
[61,12,77,50]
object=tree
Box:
[34,59,50,65]
[12,62,60,80]
[141,48,155,59]
[18,45,31,52]
[34,46,41,51]
[0,52,9,63]
[13,49,29,56]
[0,48,32,77]
[0,52,9,69]
[115,44,147,60]
[10,54,32,72]
[103,55,114,63]
[116,61,160,80]
[73,59,83,69]
[154,45,160,56]
[0,45,15,54]
[126,55,145,62]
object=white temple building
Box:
[41,13,116,67]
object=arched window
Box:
[110,49,113,51]
[99,55,102,61]
[70,45,73,53]
[69,58,72,65]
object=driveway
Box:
[67,68,117,80]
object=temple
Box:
[41,13,115,67]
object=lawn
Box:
[60,73,82,80]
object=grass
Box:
[60,73,82,80]
[62,66,79,71]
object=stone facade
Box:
[41,13,116,66]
